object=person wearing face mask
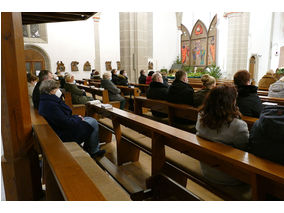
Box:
[38,80,105,158]
[111,69,119,85]
[116,70,129,86]
[32,70,54,109]
[64,73,94,104]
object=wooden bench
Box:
[134,96,258,130]
[31,109,130,201]
[63,92,86,116]
[259,96,284,105]
[75,79,88,85]
[77,84,120,108]
[86,104,284,200]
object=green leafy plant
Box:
[175,56,182,64]
[182,65,194,73]
[204,63,222,79]
[276,68,284,74]
[160,69,168,74]
[187,72,203,78]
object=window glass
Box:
[25,62,31,73]
[30,24,40,38]
[23,25,28,37]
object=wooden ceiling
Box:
[21,12,97,25]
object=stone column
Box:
[120,12,152,83]
[93,13,101,72]
[225,12,250,79]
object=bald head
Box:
[103,72,111,80]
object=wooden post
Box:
[1,12,42,200]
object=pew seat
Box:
[64,142,131,201]
[97,117,250,200]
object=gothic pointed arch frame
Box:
[181,24,191,65]
[190,20,208,67]
[207,15,217,65]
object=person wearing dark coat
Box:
[101,72,126,110]
[38,80,105,158]
[138,70,147,84]
[64,73,93,104]
[117,70,129,86]
[146,72,169,118]
[193,74,216,107]
[249,105,284,165]
[167,70,194,106]
[111,69,119,85]
[234,70,263,118]
[32,70,54,109]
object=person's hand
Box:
[78,115,84,120]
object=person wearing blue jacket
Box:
[38,80,105,158]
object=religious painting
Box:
[83,61,91,71]
[181,24,190,65]
[207,15,217,65]
[56,61,65,72]
[148,61,153,70]
[190,20,208,67]
[105,61,112,71]
[117,61,121,70]
[71,61,79,71]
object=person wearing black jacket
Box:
[249,105,284,165]
[138,70,147,84]
[32,70,54,109]
[167,70,194,105]
[111,69,119,85]
[234,70,263,118]
[146,72,169,117]
[117,70,129,86]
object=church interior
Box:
[1,7,284,206]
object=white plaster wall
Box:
[28,17,96,80]
[248,12,273,83]
[153,12,179,71]
[98,12,120,74]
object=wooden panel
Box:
[1,12,42,200]
[33,124,106,201]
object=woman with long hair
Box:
[196,84,249,185]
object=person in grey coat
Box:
[101,72,125,109]
[196,84,249,186]
[268,76,284,98]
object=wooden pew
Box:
[77,84,120,108]
[63,92,86,116]
[257,90,269,96]
[31,110,130,201]
[134,96,258,130]
[86,104,284,200]
[75,79,88,85]
[259,96,284,105]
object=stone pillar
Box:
[120,12,152,83]
[93,13,101,72]
[225,12,250,79]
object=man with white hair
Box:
[146,72,169,117]
[101,72,125,109]
[64,73,94,104]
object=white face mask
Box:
[55,89,62,98]
[109,77,112,81]
[73,80,76,84]
[54,76,59,80]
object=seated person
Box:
[32,70,54,109]
[193,74,216,107]
[196,84,249,185]
[167,70,194,106]
[91,69,101,80]
[111,69,119,85]
[117,70,129,86]
[268,76,284,98]
[138,69,147,84]
[38,80,105,158]
[55,70,65,89]
[146,71,155,85]
[249,105,284,165]
[64,73,94,104]
[101,72,126,110]
[146,72,169,118]
[27,73,38,107]
[234,70,263,118]
[161,72,169,87]
[258,69,277,90]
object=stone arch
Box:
[24,44,51,72]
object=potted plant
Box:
[204,63,222,79]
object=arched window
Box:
[181,24,190,65]
[190,20,208,67]
[207,15,217,65]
